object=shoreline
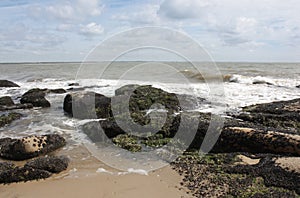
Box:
[0,145,190,198]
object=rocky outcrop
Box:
[0,96,14,106]
[63,92,111,119]
[213,127,300,156]
[0,112,22,127]
[0,156,69,184]
[0,134,66,160]
[20,88,51,107]
[0,80,19,87]
[236,98,300,132]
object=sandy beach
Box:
[0,146,190,198]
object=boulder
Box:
[47,88,66,94]
[0,156,69,184]
[63,92,111,119]
[68,83,80,86]
[0,96,14,106]
[0,134,66,160]
[0,112,22,127]
[296,85,300,88]
[0,166,51,184]
[20,88,51,107]
[0,80,19,87]
[24,155,69,173]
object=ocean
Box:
[0,62,300,171]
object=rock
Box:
[47,89,66,94]
[112,134,142,152]
[115,84,140,96]
[0,96,14,106]
[68,83,80,86]
[237,98,300,132]
[0,80,19,87]
[20,88,51,107]
[0,166,52,184]
[296,85,300,88]
[253,81,273,85]
[0,156,69,184]
[63,92,111,119]
[0,134,66,160]
[0,162,15,172]
[0,112,22,127]
[0,103,33,111]
[25,155,69,173]
[212,127,300,156]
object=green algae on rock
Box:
[0,112,22,127]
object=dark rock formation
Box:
[296,85,300,88]
[0,112,22,127]
[236,98,300,133]
[0,80,19,87]
[0,166,52,184]
[213,127,300,156]
[47,89,66,94]
[0,134,66,160]
[68,83,80,86]
[0,103,33,111]
[0,156,69,184]
[0,96,14,106]
[24,155,69,173]
[63,92,111,119]
[20,88,51,107]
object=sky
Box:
[0,0,300,62]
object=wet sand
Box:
[0,146,191,198]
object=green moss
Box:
[112,134,142,152]
[0,112,22,127]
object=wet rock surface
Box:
[0,96,14,106]
[20,88,51,107]
[0,112,22,127]
[63,92,111,119]
[0,134,66,160]
[0,156,69,184]
[236,98,300,133]
[0,80,19,88]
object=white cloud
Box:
[29,0,103,22]
[80,22,104,36]
[158,0,212,19]
[112,4,160,25]
[46,4,75,20]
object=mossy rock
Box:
[112,134,142,152]
[0,112,22,127]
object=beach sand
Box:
[0,146,191,198]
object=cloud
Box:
[112,4,160,25]
[80,22,104,36]
[29,0,104,22]
[158,0,212,19]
